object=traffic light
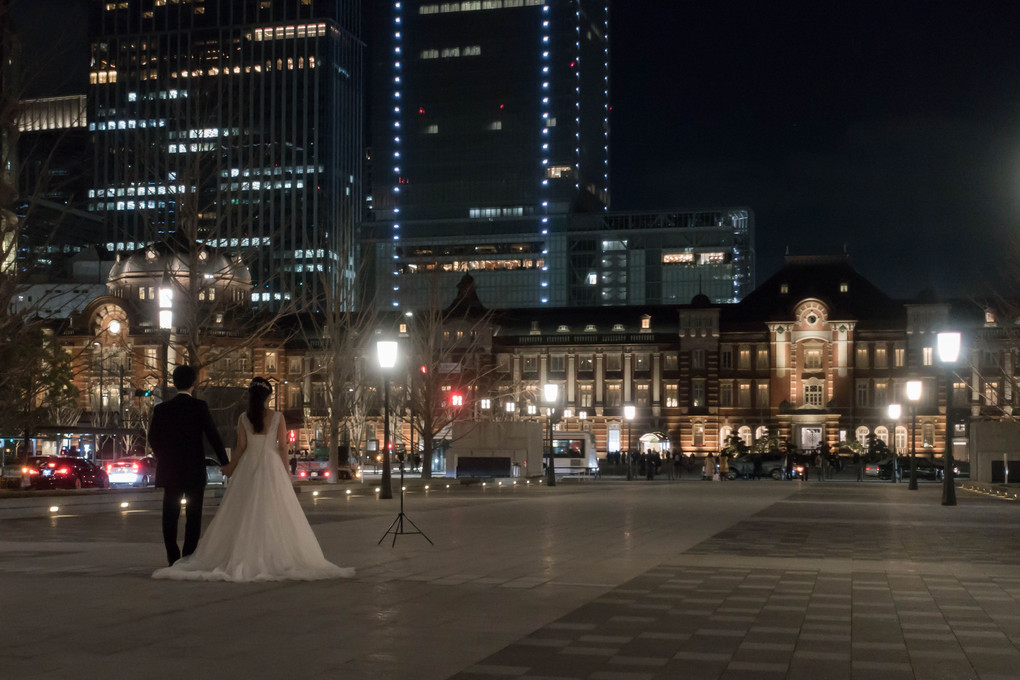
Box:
[449,393,464,408]
[288,430,297,443]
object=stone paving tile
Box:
[447,485,1020,680]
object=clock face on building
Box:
[795,301,828,328]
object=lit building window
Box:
[693,423,704,448]
[662,252,694,265]
[805,383,824,407]
[922,347,934,366]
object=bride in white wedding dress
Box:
[153,377,354,582]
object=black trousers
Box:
[161,485,205,565]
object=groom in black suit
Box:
[148,366,229,566]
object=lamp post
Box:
[93,341,104,459]
[938,331,961,506]
[887,403,901,483]
[624,404,636,481]
[108,320,123,427]
[907,380,922,490]
[543,383,558,486]
[377,340,398,500]
[158,282,173,401]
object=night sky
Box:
[12,1,1020,300]
[611,1,1020,299]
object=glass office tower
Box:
[88,1,364,308]
[368,0,611,309]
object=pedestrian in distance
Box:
[289,452,298,476]
[147,365,230,567]
[663,451,676,481]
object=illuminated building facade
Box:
[88,0,364,308]
[367,0,611,309]
[14,95,102,278]
[367,207,754,310]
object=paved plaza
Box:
[2,479,1019,680]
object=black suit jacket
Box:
[148,393,229,489]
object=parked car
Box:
[863,459,887,477]
[28,457,109,490]
[878,456,941,481]
[205,458,226,485]
[727,454,787,480]
[934,460,970,479]
[106,457,157,487]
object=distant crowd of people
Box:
[604,446,850,482]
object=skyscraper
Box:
[367,0,611,309]
[88,0,364,308]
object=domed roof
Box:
[691,292,712,307]
[108,239,251,287]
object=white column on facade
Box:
[512,355,522,402]
[540,354,548,389]
[623,353,632,403]
[1004,351,1013,405]
[970,346,981,417]
[773,325,788,378]
[567,354,576,404]
[595,354,604,403]
[652,353,661,404]
[836,324,849,377]
[303,355,312,405]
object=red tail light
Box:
[132,463,139,471]
[55,467,71,475]
[299,471,307,478]
[107,464,113,472]
[324,470,330,478]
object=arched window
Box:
[738,426,752,447]
[855,426,870,448]
[755,425,769,441]
[895,426,908,453]
[719,426,732,448]
[875,426,889,445]
[693,422,705,448]
[922,422,934,448]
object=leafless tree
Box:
[401,274,496,479]
[296,267,379,482]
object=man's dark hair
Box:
[172,365,197,390]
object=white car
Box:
[106,457,157,487]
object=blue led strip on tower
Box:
[603,3,610,206]
[391,1,404,308]
[539,2,551,304]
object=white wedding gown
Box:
[153,412,354,582]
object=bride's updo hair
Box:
[247,377,273,433]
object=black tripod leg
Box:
[399,513,434,545]
[377,513,402,545]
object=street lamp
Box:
[377,339,398,500]
[93,341,104,445]
[887,403,901,483]
[906,380,922,490]
[108,320,124,426]
[938,331,962,506]
[158,282,173,401]
[624,404,636,481]
[543,383,558,486]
